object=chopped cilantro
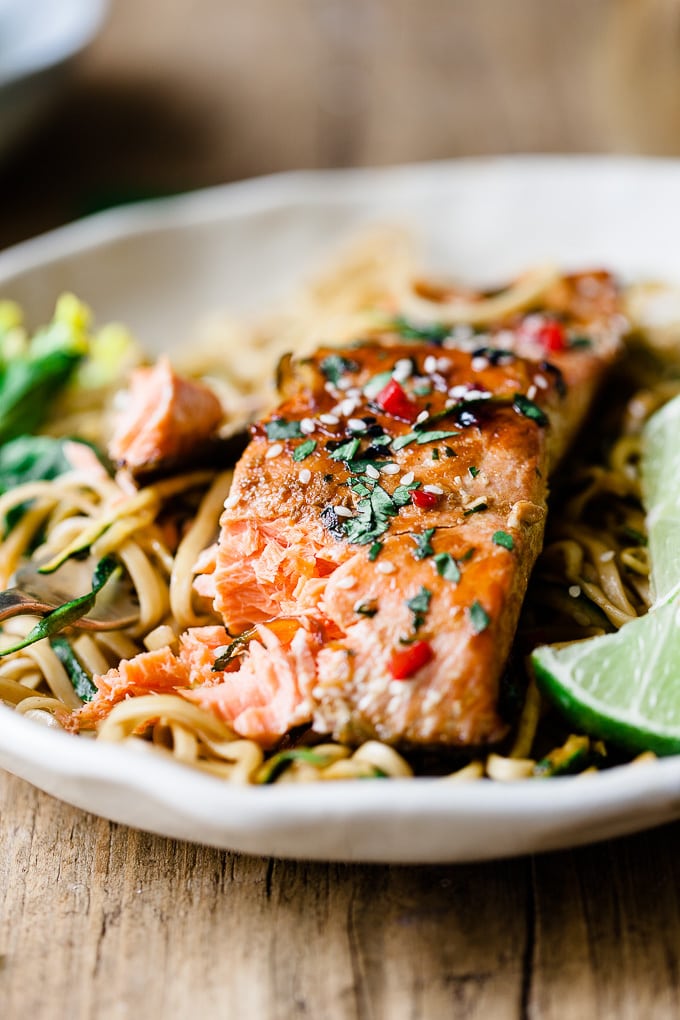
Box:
[569,336,592,349]
[513,394,548,426]
[391,431,419,451]
[354,600,378,617]
[320,354,359,385]
[468,465,480,478]
[460,547,475,562]
[492,530,514,551]
[265,418,302,440]
[293,439,317,462]
[347,458,396,475]
[349,478,371,497]
[368,541,382,561]
[392,482,419,507]
[433,552,460,583]
[412,527,435,560]
[407,586,432,629]
[432,449,439,461]
[469,600,490,634]
[444,446,457,458]
[363,370,393,399]
[330,437,360,462]
[413,382,433,396]
[415,429,460,444]
[391,317,449,344]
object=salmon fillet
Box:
[79,271,624,750]
[198,270,624,747]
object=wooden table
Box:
[3,2,680,1016]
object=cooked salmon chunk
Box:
[109,356,223,472]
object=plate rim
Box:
[3,154,680,859]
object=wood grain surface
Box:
[3,1,680,1017]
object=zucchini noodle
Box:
[1,235,678,785]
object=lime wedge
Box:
[532,600,680,754]
[642,393,680,604]
[532,392,680,754]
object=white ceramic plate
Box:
[2,156,680,863]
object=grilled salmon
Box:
[81,270,625,750]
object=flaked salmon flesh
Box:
[81,271,625,749]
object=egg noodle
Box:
[0,231,678,784]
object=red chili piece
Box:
[389,640,434,680]
[412,489,438,509]
[375,378,419,423]
[536,319,567,352]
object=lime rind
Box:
[532,600,680,755]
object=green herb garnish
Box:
[415,429,460,444]
[50,635,97,702]
[513,394,548,427]
[0,556,121,657]
[463,501,488,516]
[293,439,317,462]
[468,465,480,478]
[412,527,435,560]
[368,541,383,561]
[330,437,360,462]
[469,600,490,634]
[391,317,449,344]
[433,552,460,583]
[265,418,302,440]
[492,530,514,551]
[320,354,359,385]
[407,586,432,630]
[257,748,335,784]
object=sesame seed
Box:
[423,484,443,495]
[424,355,437,374]
[224,494,239,509]
[338,398,359,417]
[400,472,415,485]
[346,387,361,399]
[299,468,311,484]
[466,388,491,401]
[334,505,353,518]
[527,385,537,400]
[266,443,283,459]
[365,465,380,480]
[381,463,399,475]
[336,575,357,590]
[534,374,549,390]
[568,585,581,598]
[449,384,468,399]
[471,356,488,372]
[348,417,367,432]
[393,358,413,381]
[336,377,352,391]
[324,381,336,395]
[416,410,429,423]
[436,357,451,372]
[600,550,615,563]
[376,560,396,574]
[300,418,316,434]
[320,413,339,426]
[453,475,462,486]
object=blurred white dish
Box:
[0,0,108,158]
[1,156,680,862]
